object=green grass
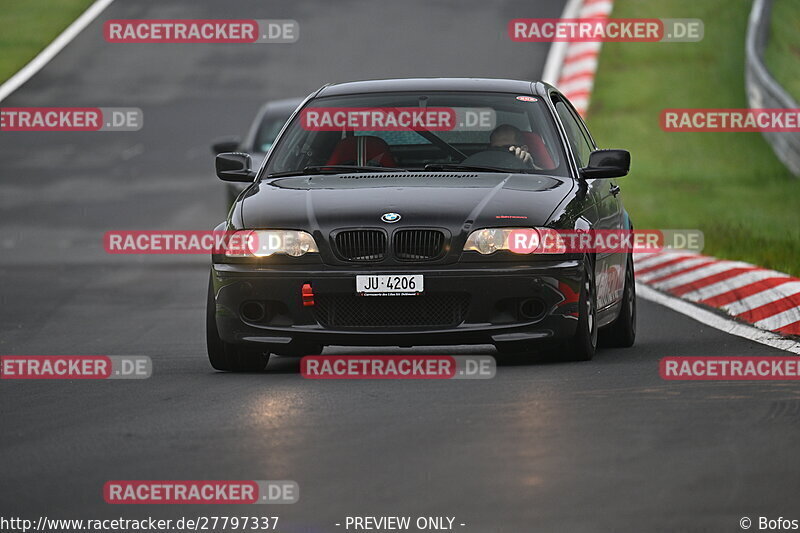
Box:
[587,0,800,276]
[0,0,94,83]
[764,0,800,102]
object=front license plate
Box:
[356,274,424,296]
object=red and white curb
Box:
[634,252,800,338]
[542,0,614,116]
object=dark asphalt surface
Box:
[1,1,799,532]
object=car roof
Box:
[317,78,549,97]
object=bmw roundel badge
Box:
[381,212,402,223]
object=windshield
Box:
[263,92,567,177]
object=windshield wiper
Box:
[423,163,519,173]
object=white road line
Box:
[636,257,711,283]
[724,282,800,316]
[636,283,800,355]
[682,270,791,302]
[0,0,115,103]
[754,306,800,331]
[651,261,752,291]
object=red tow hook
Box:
[301,283,315,307]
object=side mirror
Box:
[580,149,630,179]
[215,152,256,182]
[211,136,241,154]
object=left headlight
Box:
[225,230,319,257]
[463,227,541,255]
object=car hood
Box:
[240,172,573,231]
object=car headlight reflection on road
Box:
[464,227,541,254]
[226,230,319,257]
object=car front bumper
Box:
[211,260,584,352]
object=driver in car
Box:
[489,124,534,165]
[462,124,538,169]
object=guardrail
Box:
[745,0,800,177]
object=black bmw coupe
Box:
[207,78,635,371]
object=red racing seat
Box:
[326,136,397,167]
[520,131,556,169]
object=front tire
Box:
[206,275,269,372]
[562,260,597,361]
